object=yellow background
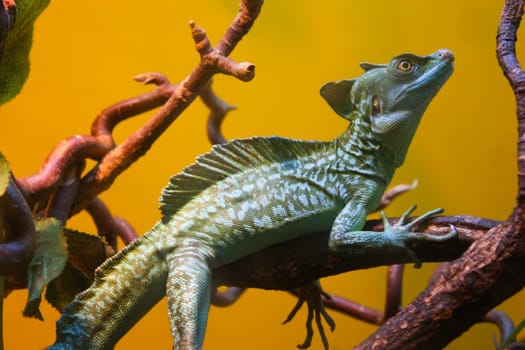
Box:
[0,0,523,349]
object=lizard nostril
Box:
[436,49,455,62]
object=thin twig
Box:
[483,310,516,349]
[44,163,84,224]
[383,264,404,321]
[200,79,237,145]
[112,216,138,245]
[85,198,118,249]
[211,287,246,307]
[321,293,383,325]
[376,180,418,212]
[72,0,263,213]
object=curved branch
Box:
[112,216,138,245]
[18,77,176,205]
[0,0,16,60]
[383,264,404,320]
[323,264,404,325]
[496,0,525,203]
[321,292,383,325]
[0,176,35,276]
[90,74,175,148]
[483,309,516,349]
[71,0,263,213]
[16,135,110,202]
[84,198,118,249]
[352,2,525,348]
[44,163,83,223]
[213,216,492,290]
[200,79,237,145]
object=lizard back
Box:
[160,136,330,221]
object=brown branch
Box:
[314,265,404,326]
[483,309,516,348]
[112,216,138,245]
[352,2,525,348]
[71,0,262,213]
[43,163,84,224]
[200,79,237,145]
[90,74,175,148]
[0,0,262,293]
[322,292,383,325]
[315,264,403,327]
[84,198,118,249]
[13,1,261,217]
[16,136,110,203]
[497,0,525,203]
[0,175,35,276]
[4,2,522,348]
[383,264,404,320]
[0,0,15,60]
[376,180,418,211]
[211,287,246,307]
[18,77,176,204]
[213,215,492,290]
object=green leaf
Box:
[23,217,67,320]
[0,0,51,105]
[45,228,112,312]
[0,151,9,197]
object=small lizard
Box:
[49,49,455,349]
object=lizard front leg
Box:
[329,200,457,265]
[167,245,212,350]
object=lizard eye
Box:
[397,59,413,73]
[372,95,382,114]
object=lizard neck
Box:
[334,113,397,186]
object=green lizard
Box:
[49,49,455,349]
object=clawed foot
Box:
[283,281,335,350]
[382,205,457,268]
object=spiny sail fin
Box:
[160,136,329,220]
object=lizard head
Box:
[320,49,454,167]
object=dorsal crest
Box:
[160,136,328,221]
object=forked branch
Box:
[353,1,525,349]
[0,0,264,279]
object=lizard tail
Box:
[48,229,172,349]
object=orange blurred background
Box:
[0,0,523,349]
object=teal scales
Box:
[49,49,455,349]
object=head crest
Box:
[319,79,354,119]
[359,62,386,71]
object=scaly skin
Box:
[49,49,455,349]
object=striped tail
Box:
[49,229,171,349]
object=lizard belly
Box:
[167,170,342,267]
[211,206,339,267]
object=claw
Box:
[380,211,392,230]
[382,206,456,268]
[283,282,335,350]
[398,204,417,226]
[283,296,305,325]
[404,247,422,268]
[406,207,444,230]
[419,224,458,242]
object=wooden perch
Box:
[353,1,525,349]
[1,1,524,348]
